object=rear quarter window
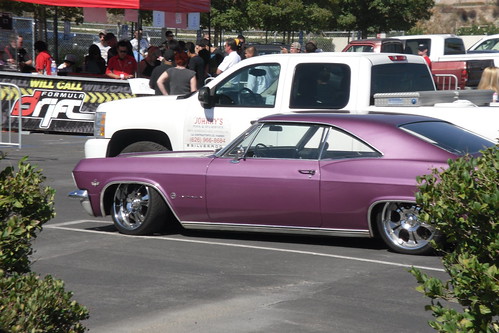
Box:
[400,121,494,155]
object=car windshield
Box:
[400,121,495,155]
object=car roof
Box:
[258,112,439,126]
[349,38,402,43]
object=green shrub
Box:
[0,157,89,331]
[0,271,89,332]
[410,145,498,332]
[0,157,55,274]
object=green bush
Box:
[0,157,55,274]
[410,145,498,332]
[0,272,89,332]
[0,157,89,331]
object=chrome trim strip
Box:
[180,221,370,238]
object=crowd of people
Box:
[4,32,499,103]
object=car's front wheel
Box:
[377,202,436,255]
[112,183,167,235]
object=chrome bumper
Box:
[68,189,94,216]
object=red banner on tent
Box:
[11,0,210,12]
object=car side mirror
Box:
[198,86,215,109]
[232,146,246,163]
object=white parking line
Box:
[45,220,445,272]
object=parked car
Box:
[342,38,404,53]
[467,34,499,53]
[70,113,495,255]
[248,42,289,55]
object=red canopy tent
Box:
[11,0,210,12]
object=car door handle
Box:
[298,169,316,175]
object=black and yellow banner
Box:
[0,71,135,134]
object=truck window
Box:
[403,39,431,56]
[444,38,466,55]
[213,63,280,107]
[290,63,351,109]
[370,63,435,104]
[380,42,404,53]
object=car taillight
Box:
[388,55,407,61]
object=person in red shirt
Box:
[106,40,137,79]
[417,43,432,70]
[34,40,53,75]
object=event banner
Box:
[0,72,135,135]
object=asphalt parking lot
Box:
[0,132,447,332]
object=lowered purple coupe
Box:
[70,113,494,255]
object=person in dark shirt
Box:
[156,52,196,95]
[3,35,34,72]
[149,60,172,95]
[138,46,161,78]
[186,42,206,89]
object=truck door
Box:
[183,63,283,151]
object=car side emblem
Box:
[91,179,100,186]
[170,192,177,199]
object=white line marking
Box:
[46,220,445,272]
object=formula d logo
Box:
[11,90,93,129]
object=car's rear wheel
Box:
[112,183,167,235]
[377,202,435,255]
[120,141,168,154]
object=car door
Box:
[205,123,325,227]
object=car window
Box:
[370,63,435,104]
[474,38,499,51]
[381,42,404,53]
[213,63,280,108]
[224,123,328,160]
[400,121,494,155]
[290,63,351,109]
[345,45,374,52]
[403,39,431,56]
[444,38,466,55]
[321,128,381,159]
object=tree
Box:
[337,0,434,38]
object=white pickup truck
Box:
[85,52,498,158]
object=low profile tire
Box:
[120,141,168,154]
[112,184,168,235]
[377,202,436,255]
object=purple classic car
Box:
[70,113,494,255]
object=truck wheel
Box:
[112,183,167,235]
[377,202,436,255]
[120,141,169,154]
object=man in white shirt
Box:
[130,29,149,59]
[216,38,241,75]
[94,31,110,64]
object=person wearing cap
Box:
[95,31,110,63]
[281,42,301,53]
[305,41,318,53]
[58,54,77,73]
[418,44,431,69]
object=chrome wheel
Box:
[112,184,166,235]
[378,202,435,255]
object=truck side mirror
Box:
[198,86,215,109]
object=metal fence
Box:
[0,83,22,149]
